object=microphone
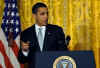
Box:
[65,35,71,45]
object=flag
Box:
[0,0,24,68]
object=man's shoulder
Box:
[21,25,34,33]
[47,24,62,30]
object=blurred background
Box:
[0,0,100,68]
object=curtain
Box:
[0,0,4,26]
[0,0,100,68]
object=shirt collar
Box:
[35,24,46,30]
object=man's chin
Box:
[42,22,47,26]
[42,23,47,26]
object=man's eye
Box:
[40,13,45,15]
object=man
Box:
[18,2,68,65]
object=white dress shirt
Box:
[22,24,46,56]
[35,24,46,43]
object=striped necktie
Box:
[38,28,44,51]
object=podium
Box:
[28,51,95,68]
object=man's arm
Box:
[18,31,30,63]
[18,48,29,64]
[56,27,68,50]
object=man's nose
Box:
[45,13,48,17]
[44,14,48,18]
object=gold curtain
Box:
[0,0,100,68]
[0,0,4,27]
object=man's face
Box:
[35,7,48,26]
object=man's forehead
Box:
[38,7,48,12]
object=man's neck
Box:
[36,23,47,27]
[35,24,46,27]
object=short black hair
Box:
[32,2,47,14]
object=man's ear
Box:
[32,14,36,18]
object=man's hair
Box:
[32,2,47,14]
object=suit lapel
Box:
[32,25,41,51]
[43,25,49,51]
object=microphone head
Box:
[66,35,71,45]
[66,35,71,41]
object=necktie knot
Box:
[39,27,42,31]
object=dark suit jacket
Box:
[18,24,68,64]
